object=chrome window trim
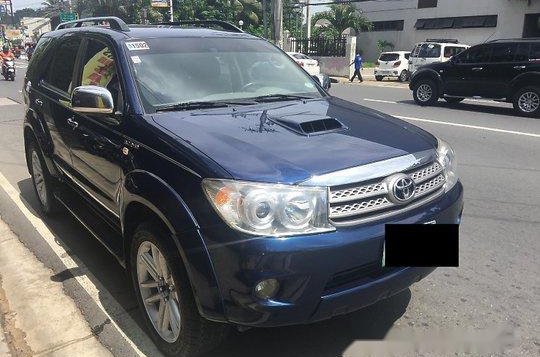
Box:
[299,149,436,187]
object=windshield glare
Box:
[126,37,322,110]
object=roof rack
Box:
[488,37,540,43]
[157,20,243,33]
[56,16,130,31]
[426,38,459,44]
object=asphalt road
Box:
[0,65,538,357]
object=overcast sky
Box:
[14,0,43,10]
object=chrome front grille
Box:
[329,161,445,225]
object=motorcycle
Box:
[2,59,15,81]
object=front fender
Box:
[409,68,443,91]
[121,170,226,322]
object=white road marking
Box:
[395,115,540,138]
[0,172,147,356]
[363,98,397,104]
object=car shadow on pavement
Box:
[16,177,410,357]
[203,289,411,357]
[398,100,520,118]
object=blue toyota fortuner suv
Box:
[23,17,463,356]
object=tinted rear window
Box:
[379,53,400,61]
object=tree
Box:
[376,39,394,53]
[311,4,371,38]
[41,0,69,17]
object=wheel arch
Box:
[23,112,57,177]
[509,72,540,98]
[121,170,227,322]
[410,69,442,94]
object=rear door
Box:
[481,42,520,98]
[37,35,83,172]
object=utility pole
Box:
[272,0,283,48]
[169,0,174,22]
[262,0,269,39]
[306,0,311,39]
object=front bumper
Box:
[201,182,463,327]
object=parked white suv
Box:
[375,51,411,82]
[409,40,469,74]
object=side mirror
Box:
[71,85,114,115]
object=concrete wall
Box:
[313,36,357,77]
[355,0,540,61]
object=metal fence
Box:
[290,36,347,57]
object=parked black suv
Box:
[23,17,463,357]
[410,39,540,117]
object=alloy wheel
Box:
[417,84,433,102]
[31,150,48,207]
[518,91,540,113]
[137,241,181,343]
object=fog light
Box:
[254,279,279,299]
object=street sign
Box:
[151,0,169,8]
[59,12,78,22]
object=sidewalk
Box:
[0,218,112,357]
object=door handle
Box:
[35,98,43,107]
[472,67,483,71]
[66,117,78,129]
[513,65,526,70]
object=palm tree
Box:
[41,0,69,17]
[311,4,371,37]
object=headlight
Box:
[202,179,335,236]
[436,138,458,192]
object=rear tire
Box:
[27,140,59,215]
[130,222,229,357]
[444,97,464,104]
[413,79,438,106]
[375,75,384,82]
[513,86,540,117]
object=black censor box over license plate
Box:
[384,224,459,267]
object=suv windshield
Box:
[126,37,322,111]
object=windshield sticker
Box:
[126,41,150,51]
[131,56,141,64]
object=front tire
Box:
[413,79,438,106]
[27,140,58,215]
[375,75,384,82]
[130,223,228,357]
[513,86,540,117]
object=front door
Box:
[68,36,126,229]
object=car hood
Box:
[151,97,437,184]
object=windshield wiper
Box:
[251,94,314,103]
[155,101,230,112]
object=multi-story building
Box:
[355,0,540,60]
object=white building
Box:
[355,0,540,60]
[21,17,52,42]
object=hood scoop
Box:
[268,112,348,136]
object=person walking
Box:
[349,53,363,83]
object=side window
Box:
[419,43,441,58]
[80,39,121,109]
[45,37,82,93]
[404,53,410,60]
[529,43,540,62]
[444,46,467,58]
[26,37,52,79]
[489,43,517,63]
[457,45,491,64]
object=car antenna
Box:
[482,30,497,44]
